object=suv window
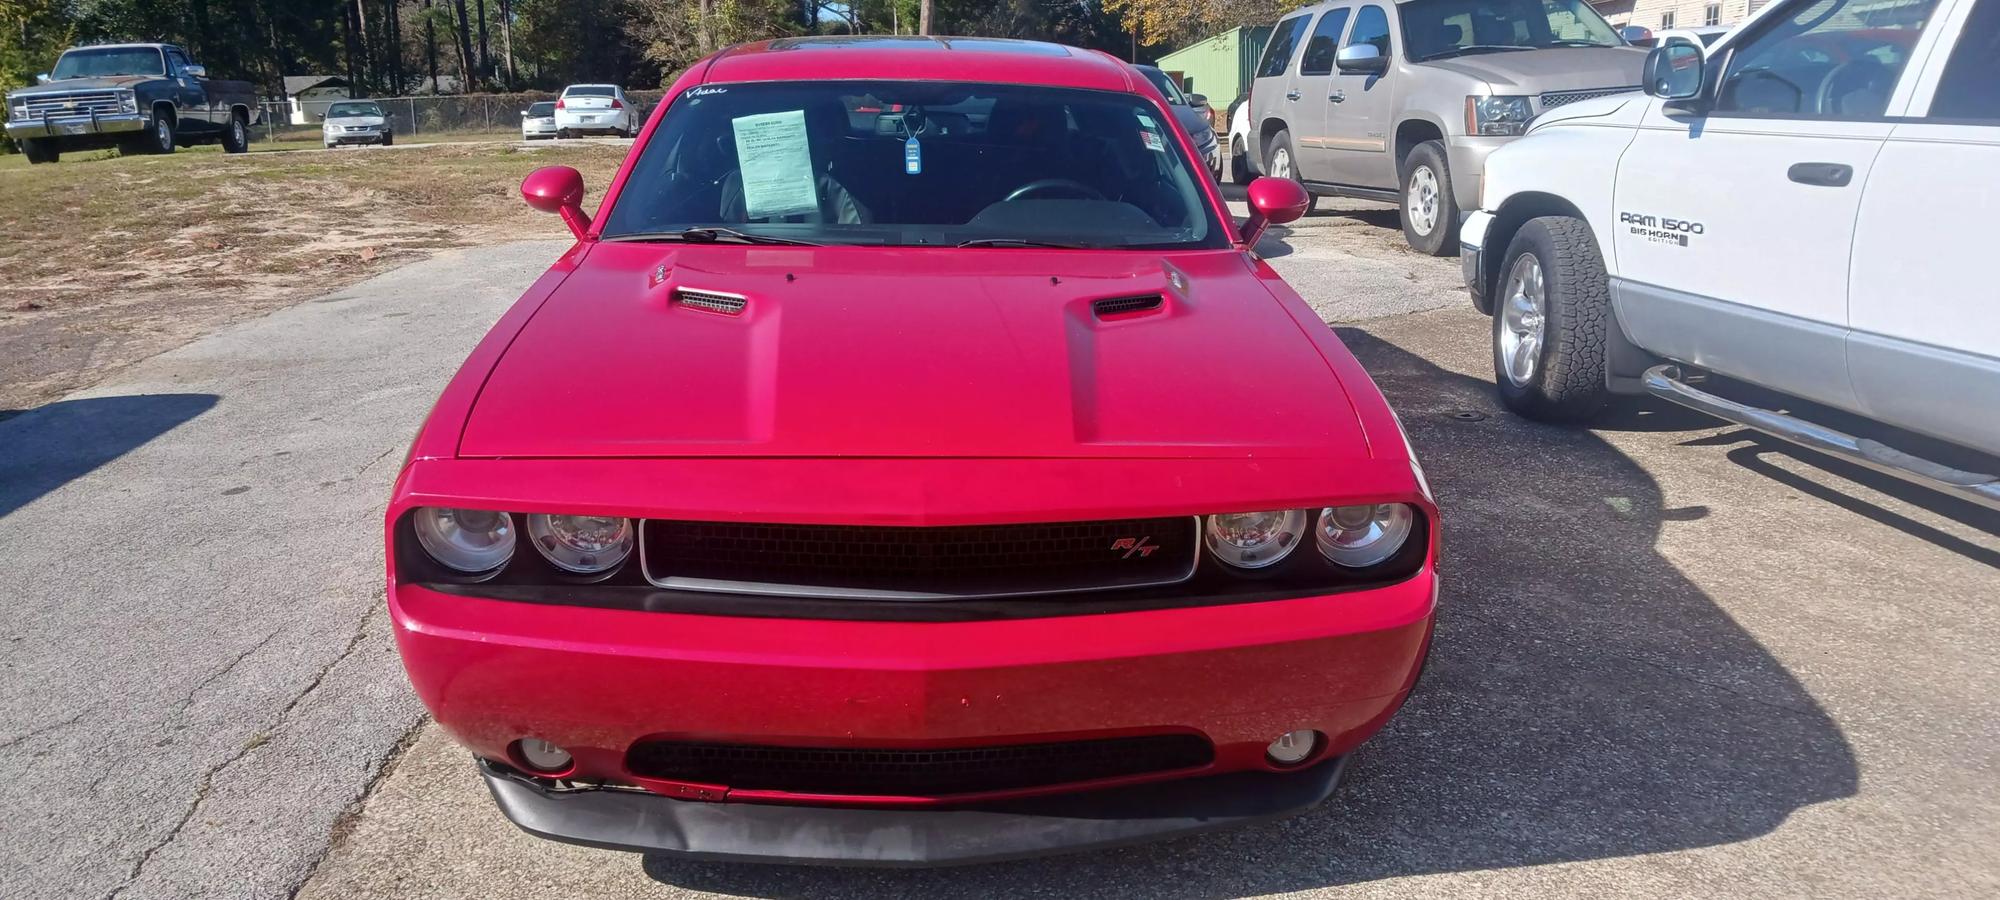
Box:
[1300,8,1357,76]
[1347,5,1393,55]
[1258,14,1313,78]
[1715,0,1939,119]
[1926,0,1999,121]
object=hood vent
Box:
[673,287,747,316]
[1092,294,1163,318]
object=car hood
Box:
[1422,46,1647,90]
[9,75,153,96]
[324,115,387,127]
[459,244,1367,460]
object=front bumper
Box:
[1445,136,1515,213]
[326,130,389,145]
[5,111,145,140]
[482,752,1351,866]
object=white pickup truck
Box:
[1461,0,1999,510]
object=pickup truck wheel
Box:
[221,112,249,154]
[1492,216,1611,421]
[1400,140,1458,256]
[22,138,59,164]
[144,111,176,154]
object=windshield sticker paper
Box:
[1140,130,1165,152]
[904,136,922,175]
[732,110,817,219]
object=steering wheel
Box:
[1003,178,1106,203]
[1816,57,1886,118]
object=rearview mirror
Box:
[1336,44,1387,75]
[521,166,592,240]
[1644,44,1706,102]
[1241,176,1312,247]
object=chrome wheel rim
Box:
[1271,146,1292,179]
[155,118,171,149]
[1499,253,1547,387]
[1407,166,1440,236]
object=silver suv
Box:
[1247,0,1644,254]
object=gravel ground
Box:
[6,196,1996,899]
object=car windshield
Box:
[327,102,383,117]
[528,102,556,116]
[600,81,1225,250]
[50,47,165,79]
[1139,68,1190,105]
[566,86,616,97]
[1401,0,1624,61]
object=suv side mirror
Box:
[522,166,592,240]
[1241,176,1312,247]
[1336,44,1388,75]
[1644,44,1706,102]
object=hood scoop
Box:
[1091,294,1164,319]
[674,287,748,316]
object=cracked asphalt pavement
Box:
[5,195,1997,899]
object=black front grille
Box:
[626,734,1215,796]
[1092,294,1163,317]
[1539,86,1639,110]
[641,516,1197,599]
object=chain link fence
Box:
[257,90,671,142]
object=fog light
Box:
[1266,729,1319,766]
[514,738,573,774]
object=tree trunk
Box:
[919,0,933,35]
[697,0,715,54]
[475,0,490,79]
[342,1,359,92]
[452,0,476,90]
[423,1,440,90]
[499,0,515,90]
[386,0,402,95]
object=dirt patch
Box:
[0,142,627,411]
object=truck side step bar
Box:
[1642,364,2000,513]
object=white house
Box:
[284,75,353,124]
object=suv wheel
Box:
[1492,216,1611,421]
[1399,140,1457,256]
[1265,128,1299,181]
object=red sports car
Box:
[388,35,1437,866]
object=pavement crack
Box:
[171,627,285,718]
[104,602,381,900]
[358,444,399,476]
[0,705,97,752]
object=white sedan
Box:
[521,101,557,140]
[554,84,638,139]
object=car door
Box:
[1846,0,1999,451]
[1291,4,1354,181]
[1322,4,1396,188]
[163,48,212,131]
[1250,11,1314,177]
[1610,0,1942,411]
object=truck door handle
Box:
[1788,162,1853,187]
[1329,91,1346,102]
[1285,89,1301,101]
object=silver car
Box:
[322,100,392,148]
[1247,0,1644,254]
[521,101,557,140]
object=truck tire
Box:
[221,110,250,154]
[1491,216,1612,421]
[143,109,176,154]
[1399,140,1458,256]
[22,138,59,164]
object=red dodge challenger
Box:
[388,35,1437,866]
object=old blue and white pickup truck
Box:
[4,43,260,164]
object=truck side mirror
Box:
[1336,44,1388,75]
[35,73,50,84]
[1241,176,1312,247]
[1644,44,1706,102]
[522,166,592,241]
[184,64,207,78]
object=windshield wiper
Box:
[1417,44,1536,62]
[603,227,822,246]
[954,237,1096,249]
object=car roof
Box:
[701,35,1138,93]
[65,43,171,52]
[563,84,619,90]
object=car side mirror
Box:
[522,166,592,240]
[1644,44,1706,103]
[1335,44,1388,75]
[35,73,50,84]
[1241,176,1312,247]
[1187,92,1208,108]
[184,64,206,78]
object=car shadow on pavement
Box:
[640,330,1857,897]
[0,394,218,518]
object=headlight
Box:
[1204,510,1306,569]
[526,514,633,574]
[1316,504,1415,568]
[413,507,516,574]
[118,90,136,113]
[1466,95,1535,137]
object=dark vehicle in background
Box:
[1136,64,1222,178]
[4,43,259,164]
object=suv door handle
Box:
[1329,91,1346,102]
[1285,89,1302,101]
[1788,162,1854,187]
